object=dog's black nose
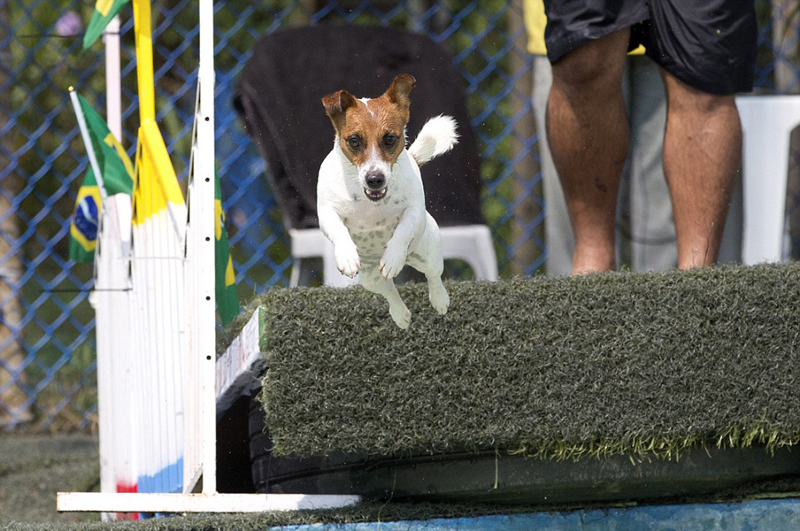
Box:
[365,171,386,190]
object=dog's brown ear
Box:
[384,73,416,109]
[322,90,357,130]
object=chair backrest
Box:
[233,24,485,230]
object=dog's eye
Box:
[383,134,398,148]
[347,136,362,150]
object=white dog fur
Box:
[317,74,458,328]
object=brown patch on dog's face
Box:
[322,74,416,169]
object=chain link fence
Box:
[2,0,799,431]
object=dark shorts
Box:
[543,0,758,95]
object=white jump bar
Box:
[56,492,361,513]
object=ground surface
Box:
[2,434,799,531]
[0,433,101,525]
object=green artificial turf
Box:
[0,434,100,526]
[230,263,800,461]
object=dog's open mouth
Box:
[364,188,387,202]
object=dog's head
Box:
[322,73,415,202]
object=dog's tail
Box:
[408,115,458,168]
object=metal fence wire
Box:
[2,0,799,431]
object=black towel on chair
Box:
[233,24,485,229]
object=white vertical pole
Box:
[105,16,123,141]
[96,17,126,520]
[197,0,217,495]
[184,115,203,492]
[95,22,118,512]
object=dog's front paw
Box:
[335,243,361,278]
[379,245,406,280]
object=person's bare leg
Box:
[547,29,630,274]
[660,71,740,269]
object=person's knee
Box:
[689,92,737,117]
[551,30,628,92]
[663,73,737,115]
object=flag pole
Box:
[69,87,108,203]
[104,16,123,142]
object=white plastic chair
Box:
[289,225,498,287]
[736,95,800,264]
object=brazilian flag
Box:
[82,0,130,50]
[69,91,134,262]
[215,171,240,326]
[69,169,104,262]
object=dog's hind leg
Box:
[407,252,449,316]
[405,214,449,316]
[427,276,449,315]
[361,267,412,329]
[410,258,449,315]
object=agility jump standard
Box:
[57,0,357,516]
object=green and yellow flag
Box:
[70,168,103,262]
[215,171,239,326]
[83,0,130,50]
[69,91,134,262]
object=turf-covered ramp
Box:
[221,263,800,503]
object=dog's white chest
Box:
[345,209,402,264]
[318,146,426,267]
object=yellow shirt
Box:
[523,0,645,56]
